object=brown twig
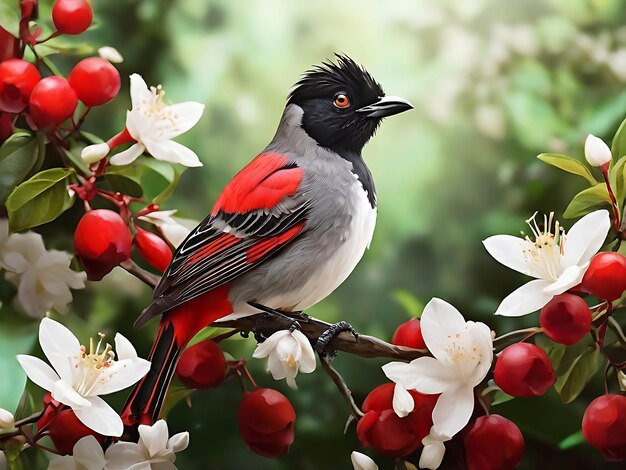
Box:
[120,259,161,288]
[319,353,364,419]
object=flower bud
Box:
[176,339,226,389]
[356,383,437,457]
[494,343,555,397]
[584,134,612,167]
[581,252,626,301]
[0,408,14,429]
[134,228,173,272]
[391,318,427,350]
[168,431,190,453]
[74,209,132,280]
[582,394,626,460]
[351,451,378,470]
[463,415,525,470]
[46,408,104,455]
[98,46,124,63]
[238,388,296,458]
[539,293,592,345]
[81,143,110,164]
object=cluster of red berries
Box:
[74,209,172,280]
[0,0,120,137]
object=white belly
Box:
[220,185,377,321]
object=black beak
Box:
[356,95,413,118]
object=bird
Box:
[120,54,413,432]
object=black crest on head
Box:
[287,54,385,156]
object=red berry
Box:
[464,415,525,470]
[46,407,104,455]
[237,388,296,458]
[540,293,592,345]
[134,228,172,272]
[0,59,41,113]
[176,340,226,389]
[582,252,626,301]
[0,113,12,141]
[74,209,132,281]
[68,58,120,106]
[494,343,555,397]
[356,383,437,457]
[29,76,77,129]
[582,394,626,461]
[52,0,93,35]
[391,318,427,350]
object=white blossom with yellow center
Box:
[17,318,150,437]
[483,209,610,316]
[252,329,316,389]
[109,73,204,167]
[382,298,493,470]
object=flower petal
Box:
[465,322,494,384]
[383,358,456,394]
[159,102,205,140]
[129,74,152,111]
[351,451,378,470]
[252,330,290,358]
[292,330,316,373]
[431,385,475,438]
[39,318,80,384]
[47,455,76,469]
[73,435,106,470]
[167,431,189,453]
[104,442,147,470]
[138,420,169,457]
[73,396,123,437]
[543,265,584,296]
[143,139,202,167]
[494,279,553,317]
[109,143,145,166]
[52,379,91,409]
[482,235,535,277]
[392,383,414,417]
[561,209,610,268]
[420,298,466,362]
[419,438,446,470]
[16,354,59,392]
[94,356,151,396]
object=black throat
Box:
[338,150,377,209]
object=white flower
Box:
[98,46,123,64]
[382,298,493,466]
[110,74,204,167]
[105,420,189,470]
[1,231,86,317]
[81,143,110,165]
[419,430,448,470]
[0,408,14,430]
[16,318,150,437]
[252,329,316,389]
[48,436,106,470]
[138,210,194,248]
[483,209,610,317]
[350,451,378,470]
[584,134,612,167]
[392,383,414,418]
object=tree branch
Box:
[121,259,161,288]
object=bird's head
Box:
[287,54,413,155]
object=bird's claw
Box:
[315,321,358,355]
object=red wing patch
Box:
[184,233,241,268]
[211,152,304,215]
[245,222,306,263]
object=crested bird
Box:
[121,54,413,431]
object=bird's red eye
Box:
[334,93,350,108]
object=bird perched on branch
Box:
[121,54,413,432]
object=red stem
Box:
[601,165,621,231]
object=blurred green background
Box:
[4,0,626,468]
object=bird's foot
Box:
[315,321,358,355]
[247,301,302,335]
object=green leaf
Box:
[391,290,424,318]
[554,347,600,404]
[491,390,515,406]
[610,155,626,208]
[188,326,233,347]
[105,174,143,198]
[62,148,90,175]
[563,183,610,218]
[0,133,44,204]
[161,385,193,420]
[153,167,182,205]
[559,429,585,450]
[0,322,37,412]
[537,153,597,185]
[612,115,626,161]
[0,1,20,36]
[535,334,567,371]
[6,168,75,232]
